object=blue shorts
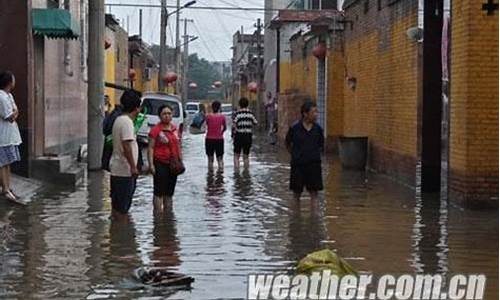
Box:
[110,176,136,214]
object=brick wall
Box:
[449,0,499,207]
[280,56,318,101]
[274,0,498,205]
[277,90,309,143]
[278,39,317,139]
[340,0,419,185]
[326,44,345,152]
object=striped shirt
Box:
[233,109,258,134]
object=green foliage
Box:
[187,54,219,100]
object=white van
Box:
[221,103,233,116]
[137,92,185,145]
[185,101,199,115]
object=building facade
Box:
[230,30,263,109]
[104,14,129,110]
[271,0,498,207]
[0,0,87,184]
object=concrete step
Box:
[61,164,86,186]
[31,156,85,187]
[32,155,73,174]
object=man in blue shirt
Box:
[285,101,324,201]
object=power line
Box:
[195,0,258,21]
[189,8,232,60]
[191,20,223,61]
[105,3,278,11]
[214,0,258,19]
[191,22,217,61]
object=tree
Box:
[186,54,219,100]
[149,45,219,100]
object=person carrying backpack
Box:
[101,90,145,171]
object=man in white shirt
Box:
[109,90,142,221]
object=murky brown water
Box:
[0,132,497,299]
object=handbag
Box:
[167,134,185,176]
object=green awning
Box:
[32,9,80,39]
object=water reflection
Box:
[151,206,181,270]
[411,192,449,276]
[287,198,327,261]
[0,132,497,299]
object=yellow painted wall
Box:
[326,48,345,143]
[104,47,116,108]
[280,55,317,99]
[341,12,418,159]
[449,0,499,203]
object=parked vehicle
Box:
[221,103,233,116]
[220,103,233,130]
[137,93,184,145]
[185,101,199,115]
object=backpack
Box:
[190,112,205,129]
[102,105,122,136]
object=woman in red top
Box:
[148,104,181,212]
[205,101,226,171]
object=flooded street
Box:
[0,131,498,299]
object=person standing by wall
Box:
[0,71,22,202]
[265,91,275,131]
[233,97,258,170]
[285,101,324,201]
[148,104,182,213]
[109,90,142,221]
[205,101,226,172]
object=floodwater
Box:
[0,131,498,299]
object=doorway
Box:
[420,0,444,193]
[33,36,45,156]
[317,55,327,137]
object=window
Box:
[116,46,120,62]
[387,0,401,5]
[364,0,369,13]
[186,104,198,111]
[142,98,180,117]
[221,104,232,113]
[321,0,337,9]
[48,0,60,8]
[378,0,382,10]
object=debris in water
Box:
[133,268,194,288]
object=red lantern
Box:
[104,39,112,49]
[312,43,327,59]
[189,82,198,89]
[213,81,223,88]
[128,69,136,81]
[163,72,178,84]
[248,81,258,93]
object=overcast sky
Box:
[106,0,265,62]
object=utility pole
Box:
[139,9,143,39]
[174,0,181,94]
[158,0,167,91]
[88,0,105,170]
[181,18,194,105]
[255,18,263,129]
[127,15,130,33]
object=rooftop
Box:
[269,9,341,29]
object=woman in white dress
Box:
[0,71,22,201]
